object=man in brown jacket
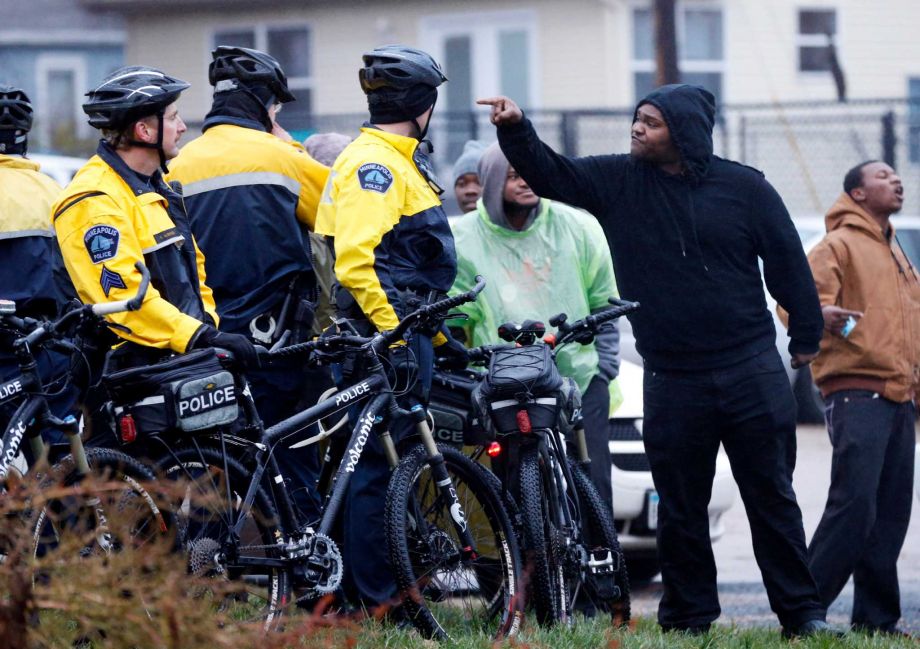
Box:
[805,160,919,636]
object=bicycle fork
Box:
[397,404,479,560]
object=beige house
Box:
[82,0,920,214]
[83,0,920,115]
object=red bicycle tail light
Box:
[516,409,532,434]
[486,441,502,457]
[119,414,137,443]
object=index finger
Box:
[839,309,864,318]
[476,97,505,107]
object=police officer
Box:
[314,45,466,613]
[53,67,258,387]
[0,85,77,442]
[168,46,331,522]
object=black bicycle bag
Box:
[103,348,239,437]
[472,344,566,436]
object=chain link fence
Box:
[272,98,918,217]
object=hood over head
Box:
[636,83,715,182]
[478,142,539,230]
[825,191,890,241]
[451,139,487,185]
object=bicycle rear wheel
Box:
[568,458,630,626]
[155,443,292,629]
[517,444,568,625]
[385,443,524,640]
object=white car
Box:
[609,360,736,582]
[773,216,920,422]
[28,153,86,187]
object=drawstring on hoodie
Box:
[893,233,920,284]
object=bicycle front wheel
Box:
[385,443,524,640]
[518,444,568,625]
[30,447,170,562]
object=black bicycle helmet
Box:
[83,66,189,131]
[0,85,33,133]
[209,45,295,103]
[359,45,447,95]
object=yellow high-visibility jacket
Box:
[53,141,218,353]
[315,126,456,335]
[0,154,72,317]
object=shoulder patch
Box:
[99,265,127,297]
[357,163,394,194]
[84,225,120,264]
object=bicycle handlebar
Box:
[9,262,152,351]
[269,276,487,360]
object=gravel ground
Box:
[630,424,920,632]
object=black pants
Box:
[580,375,614,514]
[808,391,915,632]
[248,359,330,526]
[342,334,434,609]
[643,347,824,630]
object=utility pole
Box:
[654,0,680,86]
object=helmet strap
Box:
[126,110,168,172]
[411,95,438,142]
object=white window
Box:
[35,54,89,151]
[796,8,837,73]
[420,10,538,162]
[212,25,313,126]
[631,5,724,103]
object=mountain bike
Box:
[105,276,523,638]
[468,297,639,626]
[0,263,168,564]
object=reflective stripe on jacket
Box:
[314,126,457,332]
[53,141,217,353]
[0,154,74,317]
[167,118,329,334]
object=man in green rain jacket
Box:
[450,142,621,512]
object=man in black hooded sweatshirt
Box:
[479,86,829,637]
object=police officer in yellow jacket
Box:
[168,46,330,521]
[315,45,466,611]
[1,84,77,441]
[53,67,259,387]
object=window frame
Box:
[34,53,90,147]
[795,6,840,75]
[210,22,313,110]
[419,9,540,111]
[630,3,725,103]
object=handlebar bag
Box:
[473,344,565,435]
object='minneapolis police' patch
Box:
[84,225,120,264]
[357,163,394,194]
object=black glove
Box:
[436,336,470,370]
[191,325,261,370]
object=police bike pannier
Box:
[103,348,239,436]
[472,344,580,436]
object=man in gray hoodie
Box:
[450,143,621,512]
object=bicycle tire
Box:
[518,444,568,626]
[154,444,292,629]
[567,458,631,626]
[385,443,524,640]
[30,447,170,562]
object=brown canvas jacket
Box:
[806,193,920,402]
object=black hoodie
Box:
[497,84,822,371]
